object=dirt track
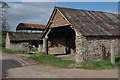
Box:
[1,52,119,79]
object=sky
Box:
[4,2,119,31]
[3,0,120,2]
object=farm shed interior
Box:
[43,7,120,60]
[48,25,76,54]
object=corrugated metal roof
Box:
[8,32,42,41]
[16,23,46,30]
[55,7,120,36]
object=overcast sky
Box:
[5,2,119,31]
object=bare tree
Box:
[0,1,10,31]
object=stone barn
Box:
[5,32,43,52]
[43,7,120,61]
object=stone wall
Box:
[8,42,29,51]
[75,35,119,61]
[5,32,29,51]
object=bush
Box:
[115,55,120,62]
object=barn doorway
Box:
[48,25,76,55]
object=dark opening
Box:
[48,25,76,54]
[11,40,43,48]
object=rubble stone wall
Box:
[75,35,119,61]
[9,42,29,51]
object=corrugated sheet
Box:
[56,7,120,36]
[16,23,46,30]
[8,32,42,41]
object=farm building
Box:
[5,32,43,52]
[16,23,46,33]
[6,23,46,52]
[42,7,120,61]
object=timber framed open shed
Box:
[43,7,120,61]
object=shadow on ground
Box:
[2,59,22,79]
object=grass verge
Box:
[2,47,28,54]
[28,52,75,68]
[75,60,120,69]
[28,52,120,69]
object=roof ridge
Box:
[55,6,102,12]
[55,6,119,15]
[19,23,46,26]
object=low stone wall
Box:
[75,35,119,61]
[8,43,29,51]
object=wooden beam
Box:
[50,19,64,23]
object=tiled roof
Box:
[8,32,42,41]
[46,7,120,36]
[56,7,120,36]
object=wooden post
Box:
[27,43,29,53]
[43,29,51,55]
[101,44,106,60]
[38,44,43,52]
[38,45,41,52]
[43,38,48,55]
[111,41,115,64]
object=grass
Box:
[60,57,71,59]
[28,52,120,69]
[77,60,115,69]
[75,58,120,69]
[2,47,120,69]
[28,52,75,68]
[2,47,29,54]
